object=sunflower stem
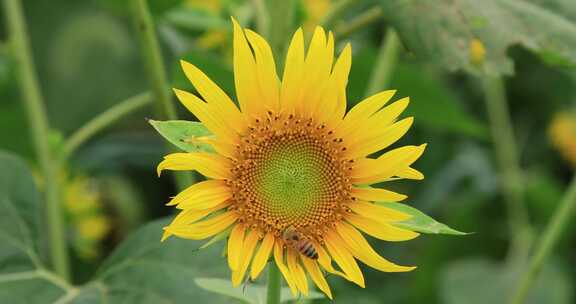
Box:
[131,0,193,189]
[509,174,576,304]
[334,6,383,39]
[481,75,532,264]
[266,263,282,304]
[62,92,153,160]
[2,0,70,280]
[365,29,400,96]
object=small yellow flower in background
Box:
[64,175,111,260]
[469,38,486,67]
[158,18,426,299]
[549,111,576,167]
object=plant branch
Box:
[62,92,153,159]
[365,29,400,96]
[334,6,382,39]
[481,75,532,263]
[2,0,70,279]
[510,175,576,304]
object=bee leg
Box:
[242,276,251,295]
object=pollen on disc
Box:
[228,113,353,237]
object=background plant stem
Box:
[481,75,532,263]
[266,0,295,70]
[131,0,192,189]
[334,6,382,39]
[510,175,576,304]
[266,264,281,304]
[320,0,355,29]
[2,0,70,280]
[365,29,400,96]
[62,92,153,160]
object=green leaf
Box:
[441,258,573,304]
[378,202,468,235]
[381,0,576,75]
[149,119,215,153]
[194,277,325,304]
[0,151,44,272]
[0,151,76,303]
[68,218,234,303]
[163,8,228,31]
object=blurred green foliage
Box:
[1,0,576,303]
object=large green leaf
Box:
[0,151,75,303]
[441,258,573,304]
[381,0,576,75]
[67,218,235,303]
[194,278,324,304]
[149,119,215,153]
[378,202,467,235]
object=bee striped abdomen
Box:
[299,241,319,259]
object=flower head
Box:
[158,18,426,299]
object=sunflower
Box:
[158,18,426,299]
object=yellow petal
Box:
[301,258,333,300]
[232,18,262,115]
[329,43,352,121]
[250,233,275,279]
[244,29,280,113]
[337,90,396,136]
[280,28,305,113]
[231,229,260,287]
[314,241,346,278]
[324,233,365,288]
[347,117,414,158]
[168,180,230,208]
[352,144,427,184]
[346,213,420,241]
[227,224,245,271]
[336,222,416,272]
[293,26,327,114]
[351,187,407,202]
[157,152,231,179]
[347,200,412,222]
[396,167,425,180]
[180,60,246,132]
[321,43,351,125]
[161,202,229,241]
[173,89,237,143]
[164,211,237,240]
[167,180,227,206]
[287,249,309,296]
[274,242,298,296]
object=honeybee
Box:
[282,226,318,260]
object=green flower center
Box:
[255,138,331,223]
[229,114,353,235]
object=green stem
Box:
[320,0,355,29]
[266,263,282,304]
[509,175,576,304]
[131,0,177,120]
[131,0,193,189]
[62,92,153,159]
[481,75,532,263]
[334,6,383,39]
[2,0,70,279]
[365,29,400,96]
[267,0,295,71]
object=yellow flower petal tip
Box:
[155,18,429,300]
